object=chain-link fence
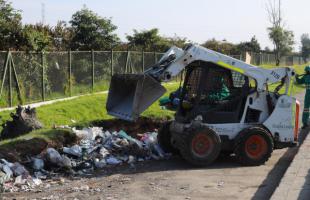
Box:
[0,50,306,108]
[0,50,165,108]
[250,53,304,66]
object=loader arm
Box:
[147,44,295,92]
[106,44,295,121]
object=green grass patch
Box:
[0,82,180,144]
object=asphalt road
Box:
[2,149,297,200]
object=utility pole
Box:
[41,2,45,25]
[278,0,281,26]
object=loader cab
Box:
[177,61,253,124]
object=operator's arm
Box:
[295,75,305,84]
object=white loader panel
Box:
[208,123,251,140]
[263,95,296,142]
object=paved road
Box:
[2,149,297,200]
[2,92,305,200]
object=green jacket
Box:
[296,74,310,91]
[202,77,230,102]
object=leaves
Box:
[69,7,119,50]
[0,0,22,50]
[126,29,187,51]
[267,26,294,65]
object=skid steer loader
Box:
[106,44,300,166]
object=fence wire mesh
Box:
[94,51,111,92]
[45,52,69,100]
[0,50,306,108]
[11,52,42,105]
[71,51,92,96]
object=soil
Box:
[0,129,78,163]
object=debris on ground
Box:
[0,126,170,193]
[0,106,43,140]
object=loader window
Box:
[232,71,246,87]
[183,66,203,104]
[200,67,232,104]
[179,61,250,124]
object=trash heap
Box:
[0,127,168,193]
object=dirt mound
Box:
[0,129,78,163]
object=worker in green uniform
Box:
[207,77,230,102]
[296,66,310,129]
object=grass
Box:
[0,80,111,108]
[261,63,307,95]
[0,63,308,147]
[0,82,179,145]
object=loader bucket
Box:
[106,74,166,121]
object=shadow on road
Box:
[252,128,309,200]
[87,153,243,179]
[297,168,310,199]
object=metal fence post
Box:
[41,52,45,101]
[110,49,113,77]
[68,50,72,97]
[8,52,12,107]
[91,50,95,92]
[154,51,156,64]
[0,51,10,98]
[125,49,130,73]
[142,50,145,72]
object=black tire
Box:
[234,127,273,166]
[157,121,179,154]
[173,124,221,166]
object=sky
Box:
[9,0,310,51]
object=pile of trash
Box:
[0,127,168,192]
[0,159,42,192]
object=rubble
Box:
[46,148,63,167]
[0,106,43,140]
[63,145,82,157]
[32,158,44,171]
[0,126,169,193]
[11,162,29,177]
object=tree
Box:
[21,24,52,52]
[264,46,272,53]
[266,0,294,66]
[50,21,73,51]
[0,0,23,50]
[201,39,239,55]
[126,28,169,51]
[70,6,119,50]
[165,34,188,49]
[237,36,261,53]
[301,34,310,62]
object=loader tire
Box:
[234,127,273,166]
[157,121,179,154]
[173,125,221,166]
